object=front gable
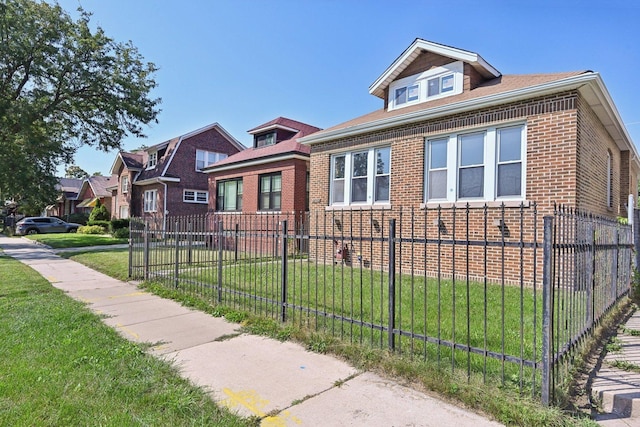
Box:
[370,39,501,112]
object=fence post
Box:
[281,220,288,322]
[187,220,193,265]
[635,209,640,269]
[217,220,223,303]
[541,215,554,406]
[388,218,396,351]
[128,223,133,278]
[235,223,239,263]
[174,220,180,289]
[586,222,595,329]
[143,220,150,281]
[612,228,619,304]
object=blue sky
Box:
[54,0,640,176]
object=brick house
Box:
[46,178,83,219]
[109,122,244,227]
[76,175,114,215]
[298,39,639,282]
[204,117,320,215]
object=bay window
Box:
[425,124,526,203]
[330,147,391,206]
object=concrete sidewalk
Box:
[0,236,502,426]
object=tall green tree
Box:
[0,0,160,210]
[65,165,89,179]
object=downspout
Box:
[163,181,168,232]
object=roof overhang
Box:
[133,176,181,186]
[369,39,501,99]
[203,154,309,173]
[248,123,300,135]
[301,72,639,170]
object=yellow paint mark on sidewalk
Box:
[46,276,59,283]
[221,388,301,425]
[115,324,139,340]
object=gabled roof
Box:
[204,117,321,173]
[56,178,83,194]
[78,175,114,199]
[369,38,501,99]
[109,151,144,175]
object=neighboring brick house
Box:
[298,39,640,282]
[204,117,321,215]
[109,122,244,227]
[46,178,83,219]
[76,175,114,215]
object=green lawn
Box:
[25,233,128,248]
[0,252,254,427]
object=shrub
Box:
[632,269,640,304]
[88,220,111,231]
[112,227,129,239]
[89,199,110,222]
[78,225,107,235]
[111,218,130,230]
[67,212,89,225]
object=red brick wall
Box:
[307,90,635,284]
[208,158,309,214]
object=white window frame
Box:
[121,176,129,193]
[147,151,158,169]
[143,189,158,212]
[196,149,227,171]
[183,189,209,204]
[388,61,463,111]
[424,123,527,204]
[330,147,391,207]
[607,150,613,209]
[119,205,129,219]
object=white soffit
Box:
[369,39,501,99]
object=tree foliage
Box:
[0,0,160,210]
[65,165,89,179]
[88,199,109,222]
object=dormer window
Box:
[147,151,157,169]
[255,132,276,148]
[388,61,463,111]
[196,149,227,171]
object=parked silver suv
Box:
[15,217,81,235]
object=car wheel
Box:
[26,229,38,235]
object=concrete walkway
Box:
[0,236,502,426]
[592,310,640,427]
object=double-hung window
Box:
[143,189,157,212]
[330,147,391,206]
[425,124,525,203]
[147,152,157,169]
[216,179,242,211]
[196,150,227,171]
[259,173,282,211]
[183,190,208,204]
[121,176,129,193]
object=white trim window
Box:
[388,61,463,111]
[119,205,129,219]
[330,147,391,206]
[183,190,208,204]
[606,150,613,208]
[121,176,129,193]
[425,124,526,203]
[147,151,158,169]
[143,189,158,212]
[196,149,227,171]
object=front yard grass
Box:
[0,252,253,427]
[24,232,127,248]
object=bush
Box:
[89,199,110,222]
[88,220,111,231]
[66,212,89,225]
[78,225,107,235]
[111,218,130,230]
[112,227,129,239]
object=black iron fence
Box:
[129,204,633,405]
